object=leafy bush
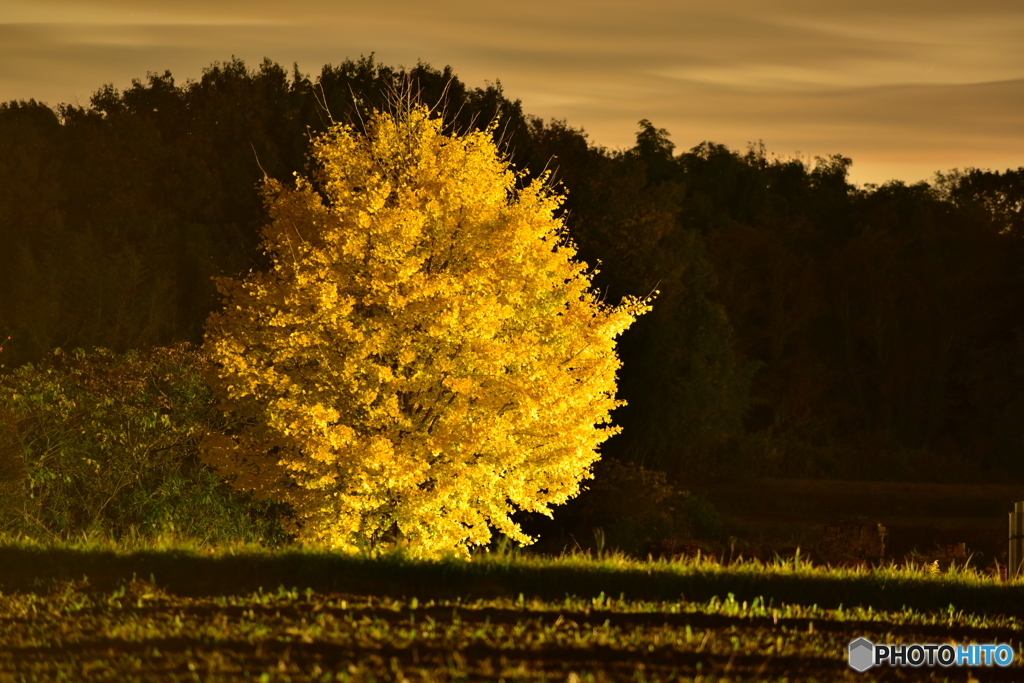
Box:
[559,458,725,556]
[0,410,28,515]
[0,344,291,545]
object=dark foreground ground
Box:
[1,542,1023,682]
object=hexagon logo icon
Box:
[848,637,875,672]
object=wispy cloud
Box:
[3,0,1021,185]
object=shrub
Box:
[0,409,28,520]
[562,458,725,556]
[0,344,291,545]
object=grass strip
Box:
[2,538,1023,619]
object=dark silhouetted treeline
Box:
[2,55,1023,486]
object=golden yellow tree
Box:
[201,104,650,558]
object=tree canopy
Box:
[2,54,1024,487]
[199,103,649,557]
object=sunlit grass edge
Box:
[1,529,1019,590]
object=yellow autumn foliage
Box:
[201,103,651,559]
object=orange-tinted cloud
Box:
[3,0,1021,185]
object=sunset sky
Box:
[3,0,1022,188]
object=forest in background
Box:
[2,54,1024,491]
